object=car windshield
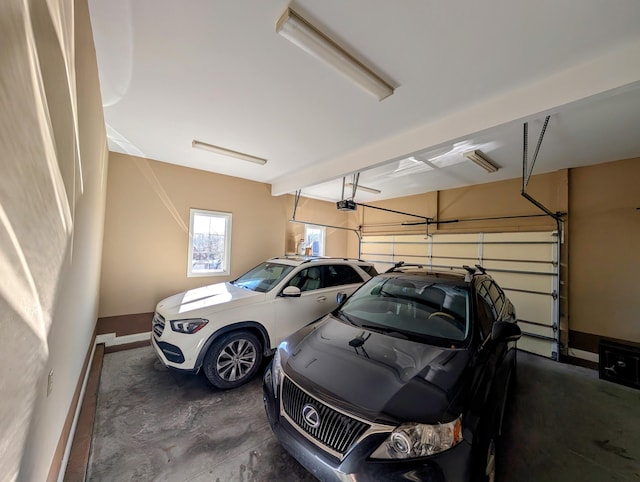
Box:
[338,275,470,343]
[230,262,294,293]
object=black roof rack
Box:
[270,256,369,264]
[385,262,429,273]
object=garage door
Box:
[360,231,560,359]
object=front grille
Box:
[282,377,370,455]
[152,312,165,339]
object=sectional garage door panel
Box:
[360,231,560,359]
[506,291,553,325]
[518,335,555,358]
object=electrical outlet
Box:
[47,369,53,397]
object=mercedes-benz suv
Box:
[263,263,520,481]
[151,256,377,389]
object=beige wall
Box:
[284,196,357,256]
[99,153,290,317]
[100,146,638,353]
[1,0,108,480]
[357,172,564,236]
[569,157,640,343]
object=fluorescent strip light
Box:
[276,8,394,101]
[192,140,267,165]
[345,182,381,194]
[463,150,499,173]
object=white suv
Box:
[151,256,377,389]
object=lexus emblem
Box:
[302,404,321,429]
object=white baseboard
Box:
[58,342,96,482]
[95,331,151,347]
[568,347,599,363]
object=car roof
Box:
[380,263,488,287]
[267,256,373,267]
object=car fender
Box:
[194,321,272,370]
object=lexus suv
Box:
[263,263,520,481]
[151,256,377,389]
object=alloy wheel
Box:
[216,338,257,382]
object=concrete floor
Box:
[87,346,640,481]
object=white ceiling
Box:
[89,0,640,203]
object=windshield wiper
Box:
[360,324,409,339]
[336,311,358,326]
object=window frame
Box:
[304,225,326,256]
[187,208,232,278]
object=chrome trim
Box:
[152,312,165,339]
[279,375,394,461]
[302,403,321,428]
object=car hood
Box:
[282,316,470,424]
[156,282,264,317]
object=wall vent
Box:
[599,340,640,390]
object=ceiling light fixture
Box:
[345,182,381,194]
[192,140,267,165]
[276,8,394,101]
[463,150,499,173]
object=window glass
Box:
[360,265,379,277]
[298,267,323,292]
[476,295,495,339]
[231,262,294,292]
[188,209,231,277]
[324,265,363,288]
[304,225,325,256]
[287,267,324,292]
[487,282,505,319]
[476,280,498,320]
[338,276,470,345]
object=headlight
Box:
[370,416,463,459]
[272,348,283,397]
[170,318,208,334]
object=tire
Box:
[203,331,263,389]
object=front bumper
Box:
[151,332,201,373]
[151,311,208,371]
[262,364,473,482]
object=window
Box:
[487,281,505,319]
[188,209,231,277]
[476,296,495,339]
[476,280,498,320]
[286,264,362,292]
[304,225,325,256]
[324,265,364,288]
[230,262,293,292]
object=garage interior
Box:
[1,1,640,481]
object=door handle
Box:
[316,296,327,302]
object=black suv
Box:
[263,264,520,481]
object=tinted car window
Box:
[487,281,505,319]
[476,280,498,320]
[338,276,470,344]
[359,265,379,277]
[476,295,495,339]
[324,264,363,287]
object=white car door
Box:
[273,265,365,345]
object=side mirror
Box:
[336,292,347,305]
[281,286,301,298]
[491,321,521,343]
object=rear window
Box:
[338,275,469,345]
[359,265,379,277]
